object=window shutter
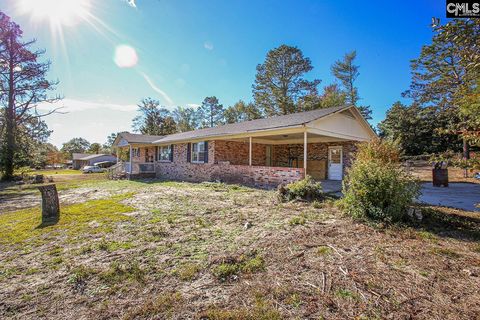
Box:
[155,146,158,161]
[204,141,209,163]
[187,143,191,163]
[170,145,174,162]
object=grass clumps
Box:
[99,260,145,284]
[96,240,134,252]
[123,292,183,320]
[335,288,360,301]
[67,265,96,292]
[288,214,307,226]
[431,247,461,259]
[317,246,332,255]
[173,263,201,281]
[200,296,281,320]
[341,139,420,223]
[212,252,265,282]
[277,175,324,202]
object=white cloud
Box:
[203,41,214,50]
[139,71,174,106]
[186,103,200,109]
[37,99,138,147]
[37,98,138,113]
[124,0,136,8]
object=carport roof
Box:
[117,132,164,144]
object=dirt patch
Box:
[0,174,114,213]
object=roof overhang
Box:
[115,105,375,147]
[151,125,306,145]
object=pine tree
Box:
[404,18,480,160]
[0,12,59,180]
[172,106,199,132]
[224,100,262,124]
[197,96,224,128]
[331,51,372,120]
[132,98,177,135]
[253,45,320,116]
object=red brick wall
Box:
[131,146,156,163]
[154,140,304,187]
[212,164,304,188]
[214,140,266,166]
[155,141,217,181]
[153,140,357,186]
[272,141,357,175]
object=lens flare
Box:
[114,45,138,68]
[18,0,91,27]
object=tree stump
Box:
[38,184,60,224]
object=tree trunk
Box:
[38,184,60,224]
[463,136,470,178]
[2,34,16,181]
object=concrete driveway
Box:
[320,180,480,212]
[419,182,480,211]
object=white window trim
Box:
[132,147,140,158]
[158,145,172,162]
[191,141,207,164]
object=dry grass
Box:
[0,178,479,319]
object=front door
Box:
[328,146,343,180]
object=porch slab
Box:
[320,180,342,194]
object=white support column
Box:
[129,145,132,174]
[303,131,307,173]
[249,137,252,166]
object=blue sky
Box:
[0,0,444,147]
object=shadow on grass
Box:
[36,218,59,229]
[408,205,480,242]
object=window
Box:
[131,148,140,158]
[191,142,207,163]
[158,145,172,162]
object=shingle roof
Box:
[154,106,348,144]
[80,154,115,160]
[72,153,115,160]
[72,153,91,160]
[118,132,164,144]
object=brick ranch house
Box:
[112,106,376,188]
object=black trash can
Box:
[432,162,448,187]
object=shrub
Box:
[278,175,323,202]
[341,139,420,223]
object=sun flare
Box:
[18,0,91,27]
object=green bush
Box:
[278,175,323,202]
[341,139,420,223]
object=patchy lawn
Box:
[0,173,108,213]
[30,169,84,176]
[0,178,479,319]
